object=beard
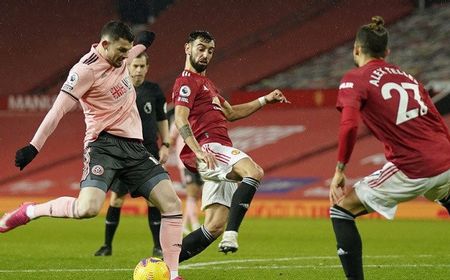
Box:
[190,56,208,73]
[353,57,360,68]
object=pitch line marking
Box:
[0,254,445,273]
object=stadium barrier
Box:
[0,196,448,220]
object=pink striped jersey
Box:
[30,44,146,150]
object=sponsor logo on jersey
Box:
[91,165,104,176]
[179,85,191,97]
[144,102,152,114]
[339,82,354,89]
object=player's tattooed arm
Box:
[179,124,194,140]
[174,105,217,169]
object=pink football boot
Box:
[0,202,35,233]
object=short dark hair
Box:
[356,16,389,58]
[135,52,149,65]
[187,30,215,44]
[100,21,134,42]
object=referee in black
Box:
[94,52,170,257]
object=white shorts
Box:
[201,180,238,210]
[197,142,249,182]
[197,142,248,210]
[354,162,450,220]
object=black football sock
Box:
[225,177,260,232]
[104,206,121,247]
[179,225,216,262]
[330,205,364,280]
[148,206,162,249]
[439,194,450,214]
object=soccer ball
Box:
[133,257,170,280]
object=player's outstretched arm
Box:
[15,93,78,170]
[224,89,290,121]
[128,31,156,61]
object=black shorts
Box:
[80,132,169,198]
[144,143,159,161]
[184,168,203,186]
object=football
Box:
[133,257,170,280]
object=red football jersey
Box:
[337,59,450,178]
[172,70,233,171]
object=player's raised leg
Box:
[0,186,106,233]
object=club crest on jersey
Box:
[144,102,152,114]
[231,150,240,155]
[91,165,104,176]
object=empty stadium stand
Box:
[247,3,450,90]
[0,0,414,99]
[0,1,116,97]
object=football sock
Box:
[185,196,200,230]
[330,205,364,280]
[148,206,162,249]
[226,177,260,232]
[104,206,121,248]
[439,195,450,214]
[30,197,79,219]
[179,225,216,262]
[160,213,183,274]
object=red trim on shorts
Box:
[368,165,399,188]
[204,146,230,164]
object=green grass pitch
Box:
[0,216,449,279]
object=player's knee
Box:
[160,196,182,214]
[110,196,125,208]
[77,202,101,218]
[248,164,264,181]
[110,201,123,208]
[204,220,225,238]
